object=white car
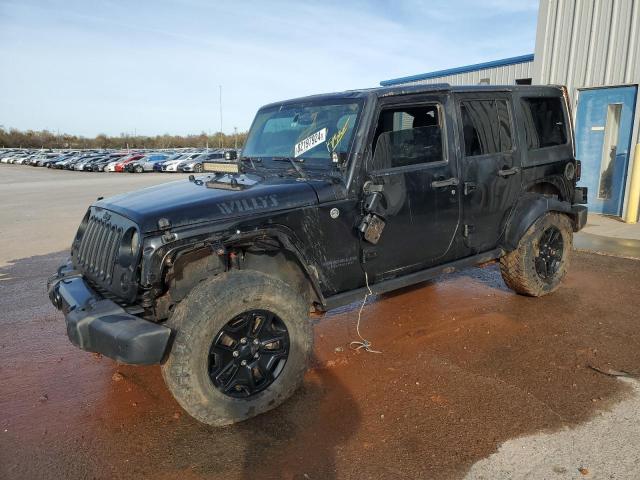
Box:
[14,155,34,165]
[73,160,90,171]
[161,153,201,172]
[161,155,190,172]
[105,160,120,172]
[161,159,185,172]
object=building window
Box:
[515,78,532,85]
[460,99,512,157]
[520,97,567,149]
[479,78,490,85]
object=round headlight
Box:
[118,228,140,267]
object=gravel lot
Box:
[1,165,640,479]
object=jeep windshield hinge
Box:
[361,248,378,263]
[463,224,475,238]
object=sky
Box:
[0,0,539,137]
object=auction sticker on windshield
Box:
[294,128,327,158]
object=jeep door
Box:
[361,93,462,281]
[455,93,522,253]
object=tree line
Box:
[0,127,248,150]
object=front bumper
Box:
[47,263,171,365]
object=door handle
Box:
[497,166,520,177]
[431,177,459,188]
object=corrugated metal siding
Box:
[399,61,533,87]
[533,0,640,141]
[534,0,640,218]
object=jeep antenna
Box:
[219,85,223,148]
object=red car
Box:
[114,154,144,172]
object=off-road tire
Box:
[500,212,573,297]
[161,270,313,426]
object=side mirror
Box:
[224,150,238,161]
[358,180,386,244]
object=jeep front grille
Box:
[75,215,123,282]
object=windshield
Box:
[242,98,363,167]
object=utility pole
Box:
[219,85,223,148]
[234,127,238,149]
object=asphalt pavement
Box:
[1,164,640,480]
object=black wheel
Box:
[500,212,573,297]
[134,165,143,173]
[208,309,290,398]
[161,270,312,426]
[193,163,203,173]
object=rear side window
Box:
[520,97,567,149]
[460,99,512,156]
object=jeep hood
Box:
[95,176,319,233]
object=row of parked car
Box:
[0,148,237,173]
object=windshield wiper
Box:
[272,157,306,179]
[239,156,261,170]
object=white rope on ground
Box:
[349,271,381,354]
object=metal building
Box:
[534,0,640,220]
[379,0,640,221]
[379,54,534,87]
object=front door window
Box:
[362,98,461,279]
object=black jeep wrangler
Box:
[48,84,587,425]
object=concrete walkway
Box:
[575,214,640,259]
[466,378,640,480]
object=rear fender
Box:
[501,192,584,251]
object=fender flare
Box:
[501,192,585,252]
[144,225,326,307]
[238,225,325,304]
[524,175,570,201]
[221,225,327,305]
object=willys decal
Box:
[217,194,279,215]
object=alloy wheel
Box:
[208,310,290,398]
[534,226,564,281]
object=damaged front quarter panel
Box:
[138,218,331,319]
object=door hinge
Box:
[463,224,475,238]
[463,182,477,195]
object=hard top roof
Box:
[260,83,564,109]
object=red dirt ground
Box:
[1,251,639,479]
